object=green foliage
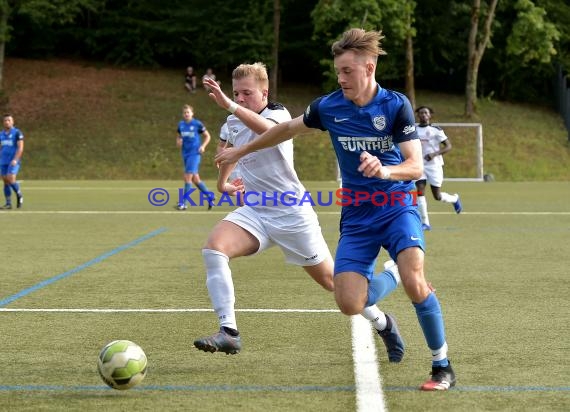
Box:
[15,0,101,24]
[3,0,570,106]
[477,0,563,102]
[311,0,416,89]
[506,0,560,65]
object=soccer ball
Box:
[97,340,148,390]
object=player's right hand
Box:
[215,147,242,165]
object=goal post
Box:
[335,122,484,185]
[433,123,484,182]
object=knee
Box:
[401,276,431,303]
[203,238,222,252]
[321,280,334,292]
[334,292,365,315]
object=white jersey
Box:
[226,102,310,217]
[417,124,448,167]
[219,122,230,143]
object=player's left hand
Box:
[357,151,382,178]
[204,78,231,109]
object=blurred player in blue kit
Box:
[0,114,24,209]
[216,29,456,391]
[176,104,214,210]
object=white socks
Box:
[440,192,458,203]
[431,342,448,361]
[417,195,430,226]
[361,305,388,331]
[202,248,237,330]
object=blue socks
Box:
[414,292,449,367]
[3,184,11,204]
[10,182,21,197]
[183,183,192,205]
[365,268,399,307]
[196,181,214,204]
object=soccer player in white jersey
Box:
[216,30,456,391]
[194,63,404,363]
[414,106,462,231]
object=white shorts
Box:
[223,206,330,267]
[420,162,444,187]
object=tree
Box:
[402,1,416,108]
[0,0,101,89]
[482,0,561,101]
[270,0,281,99]
[311,0,414,93]
[465,0,499,117]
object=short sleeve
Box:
[392,98,418,143]
[302,97,326,131]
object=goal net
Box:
[433,123,484,182]
[336,122,484,185]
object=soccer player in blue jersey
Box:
[176,104,214,210]
[0,114,24,209]
[216,29,456,391]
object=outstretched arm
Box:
[215,115,309,164]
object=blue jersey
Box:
[177,119,206,155]
[0,127,24,165]
[303,85,418,202]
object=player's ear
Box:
[366,62,375,77]
[262,89,268,101]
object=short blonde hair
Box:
[331,28,387,59]
[182,104,193,111]
[232,62,269,89]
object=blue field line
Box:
[0,227,167,307]
[0,384,569,393]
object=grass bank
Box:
[4,58,570,181]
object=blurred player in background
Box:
[414,106,462,231]
[176,104,214,210]
[215,29,455,391]
[0,114,24,209]
[202,68,221,93]
[184,66,197,93]
[194,62,404,363]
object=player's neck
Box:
[352,83,378,107]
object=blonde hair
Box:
[232,62,269,89]
[182,104,193,111]
[331,28,387,59]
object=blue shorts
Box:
[334,201,425,279]
[183,154,201,174]
[0,162,20,176]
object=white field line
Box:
[0,308,340,313]
[3,211,570,215]
[351,315,386,412]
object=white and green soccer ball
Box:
[97,340,148,390]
